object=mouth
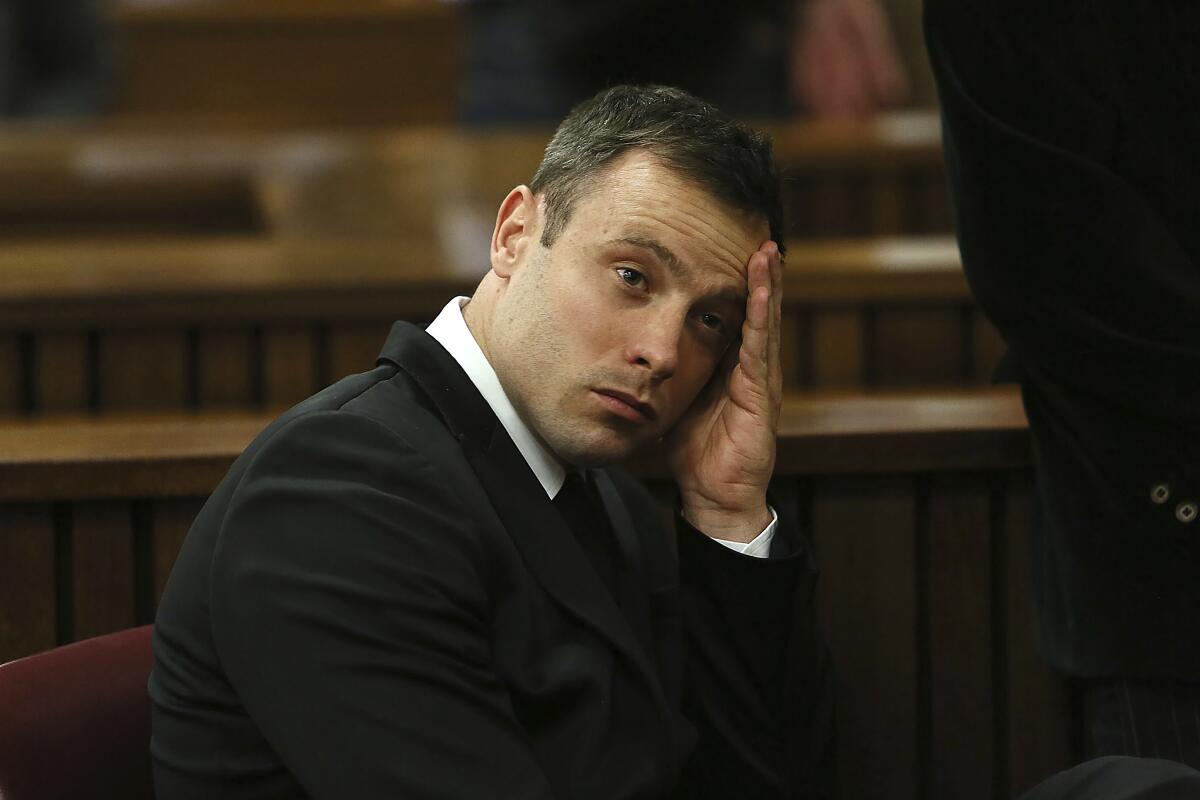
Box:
[591,389,657,423]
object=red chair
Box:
[0,625,155,800]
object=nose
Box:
[624,311,684,382]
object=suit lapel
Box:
[376,322,671,714]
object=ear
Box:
[490,186,539,279]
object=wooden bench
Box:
[103,0,950,243]
[0,119,947,239]
[0,389,1070,797]
[107,0,464,128]
[0,236,1004,415]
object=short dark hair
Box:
[529,85,786,255]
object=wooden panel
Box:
[111,2,463,128]
[810,310,864,387]
[918,174,954,234]
[810,176,860,238]
[927,474,995,798]
[264,326,318,407]
[787,174,865,238]
[33,331,90,414]
[0,504,57,663]
[868,175,905,235]
[973,313,1008,385]
[1005,479,1073,795]
[99,330,188,411]
[71,501,136,640]
[779,311,808,388]
[872,307,963,387]
[199,327,257,409]
[328,322,390,384]
[152,498,206,603]
[0,174,261,239]
[813,476,918,799]
[0,334,19,414]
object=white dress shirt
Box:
[425,297,777,558]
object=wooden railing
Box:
[0,388,1072,797]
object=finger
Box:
[738,249,772,388]
[767,243,783,409]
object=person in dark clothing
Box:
[925,0,1200,769]
[150,85,836,800]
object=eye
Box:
[616,266,646,289]
[699,313,726,334]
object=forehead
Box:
[560,151,769,285]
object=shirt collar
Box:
[425,296,567,499]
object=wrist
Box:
[681,500,773,544]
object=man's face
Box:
[485,150,770,466]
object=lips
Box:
[593,389,657,422]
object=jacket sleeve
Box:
[209,410,556,800]
[675,506,835,799]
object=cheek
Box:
[564,283,622,342]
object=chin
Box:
[551,429,643,469]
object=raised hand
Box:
[666,240,783,542]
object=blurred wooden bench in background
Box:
[0,388,1068,798]
[0,119,948,240]
[107,0,465,128]
[0,236,1003,415]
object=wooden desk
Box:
[0,388,1068,797]
[0,236,1003,414]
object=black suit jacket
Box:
[925,1,1200,679]
[150,321,833,799]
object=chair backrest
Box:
[0,625,155,800]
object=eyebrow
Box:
[606,235,683,272]
[605,235,747,309]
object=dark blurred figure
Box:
[0,0,112,118]
[460,0,908,124]
[926,0,1200,769]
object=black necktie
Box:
[553,470,618,599]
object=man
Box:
[150,85,834,799]
[925,0,1200,769]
